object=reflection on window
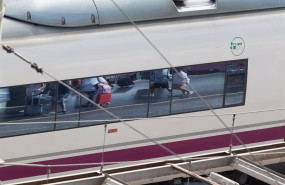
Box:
[79,76,110,126]
[149,69,171,117]
[171,63,225,114]
[224,60,247,106]
[105,72,149,119]
[55,81,79,130]
[0,59,247,138]
[0,83,56,137]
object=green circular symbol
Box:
[230,37,245,56]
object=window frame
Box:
[0,59,248,138]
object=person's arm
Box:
[98,77,108,85]
[36,83,46,92]
[181,71,190,84]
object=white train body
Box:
[0,0,284,183]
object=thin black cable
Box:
[106,1,283,184]
[1,43,209,176]
[1,4,282,181]
[109,0,256,161]
[0,43,190,164]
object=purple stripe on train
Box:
[0,126,284,181]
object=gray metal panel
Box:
[94,0,178,25]
[4,0,99,27]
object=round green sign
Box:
[230,37,245,56]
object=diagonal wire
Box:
[109,0,254,160]
[0,0,274,180]
[0,2,282,182]
[0,39,280,184]
[107,0,283,184]
[0,44,192,166]
[0,44,210,175]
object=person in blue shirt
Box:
[150,69,171,97]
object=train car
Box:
[0,0,284,183]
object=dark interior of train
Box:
[173,0,216,9]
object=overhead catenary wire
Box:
[0,43,193,169]
[108,0,254,157]
[0,1,273,175]
[98,1,284,184]
[1,157,227,168]
[0,46,211,175]
[1,151,285,168]
[0,23,279,185]
[1,42,280,185]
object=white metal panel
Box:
[0,10,284,88]
[0,10,284,176]
[3,0,285,27]
[94,0,178,25]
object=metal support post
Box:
[229,114,236,154]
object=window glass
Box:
[111,72,149,119]
[55,80,80,130]
[171,63,225,114]
[77,77,108,126]
[148,69,171,117]
[79,73,149,126]
[224,60,247,106]
[0,60,247,137]
[0,83,56,137]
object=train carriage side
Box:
[0,1,284,184]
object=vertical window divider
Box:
[242,60,248,105]
[169,69,173,115]
[54,83,58,131]
[146,71,151,118]
[222,62,228,107]
[78,88,82,128]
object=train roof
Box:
[4,0,285,27]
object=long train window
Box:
[0,59,247,138]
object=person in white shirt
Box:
[171,68,193,95]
